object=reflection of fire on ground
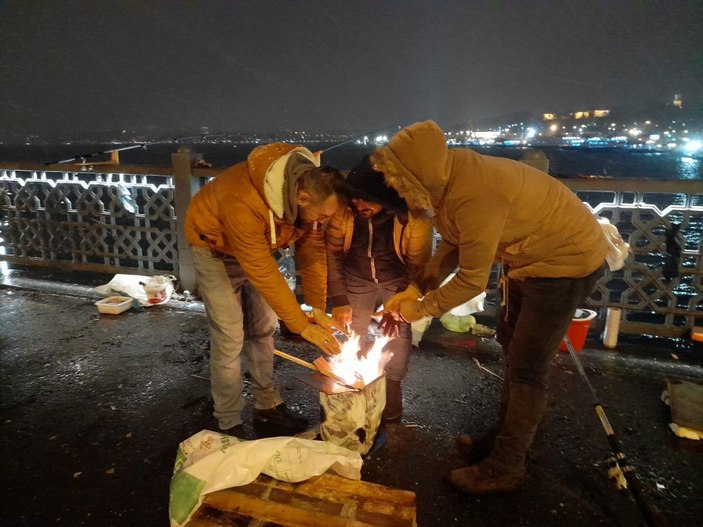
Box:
[327,333,392,387]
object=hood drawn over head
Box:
[246,143,319,218]
[344,156,408,216]
[371,120,449,211]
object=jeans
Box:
[496,267,604,392]
[488,266,604,470]
[191,246,283,430]
[345,273,411,382]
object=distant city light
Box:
[683,140,702,154]
[628,128,642,137]
[550,124,558,132]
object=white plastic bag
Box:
[437,273,487,333]
[95,274,175,307]
[411,316,432,346]
[598,217,631,271]
[169,430,363,527]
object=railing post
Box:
[172,146,200,293]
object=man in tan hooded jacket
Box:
[375,121,609,494]
[185,143,344,437]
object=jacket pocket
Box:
[503,234,536,256]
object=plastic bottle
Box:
[603,308,622,348]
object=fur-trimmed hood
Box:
[371,120,450,211]
[371,120,609,319]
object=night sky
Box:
[1,0,702,139]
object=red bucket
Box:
[559,309,597,352]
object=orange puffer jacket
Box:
[185,143,326,333]
[325,205,433,302]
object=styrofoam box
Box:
[95,296,133,314]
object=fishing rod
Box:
[44,125,401,167]
[46,143,148,165]
[44,133,230,166]
[562,335,663,527]
[320,125,401,154]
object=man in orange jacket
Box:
[185,143,345,437]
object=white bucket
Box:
[142,275,176,305]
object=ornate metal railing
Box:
[567,179,702,337]
[1,165,178,273]
[1,153,701,337]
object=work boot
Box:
[253,403,309,436]
[454,381,547,494]
[455,428,497,462]
[448,459,526,495]
[456,378,508,461]
[488,382,547,471]
[382,379,402,423]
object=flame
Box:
[327,333,391,386]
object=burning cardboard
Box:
[318,334,392,454]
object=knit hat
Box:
[344,156,408,215]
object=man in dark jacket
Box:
[325,157,433,421]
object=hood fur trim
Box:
[370,120,449,212]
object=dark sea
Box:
[1,142,702,180]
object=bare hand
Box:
[300,323,341,355]
[313,307,350,336]
[377,312,402,338]
[331,305,353,332]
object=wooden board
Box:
[186,473,417,527]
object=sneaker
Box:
[253,403,309,435]
[382,379,403,423]
[448,460,526,495]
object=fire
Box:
[327,333,392,386]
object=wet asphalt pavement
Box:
[1,267,702,526]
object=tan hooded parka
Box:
[373,121,609,318]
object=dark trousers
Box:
[488,266,603,470]
[345,273,411,382]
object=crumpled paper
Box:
[169,430,363,527]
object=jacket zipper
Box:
[367,219,378,283]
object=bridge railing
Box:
[1,149,701,337]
